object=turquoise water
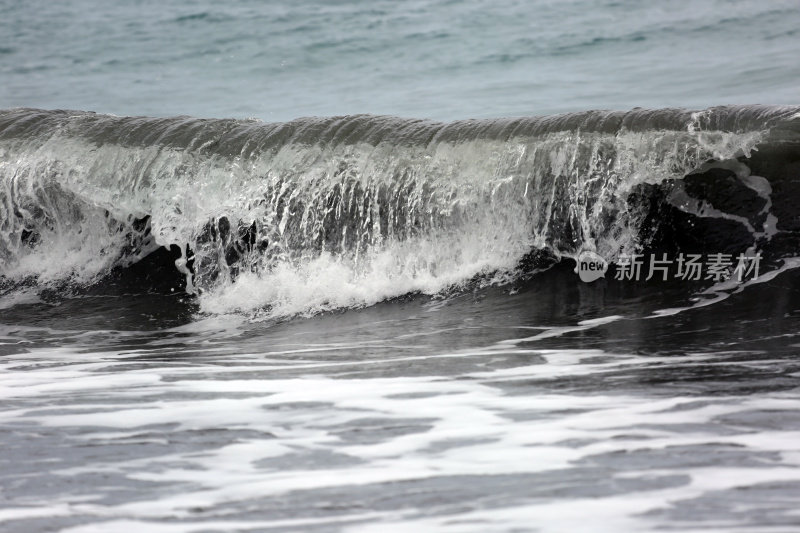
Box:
[2,0,798,121]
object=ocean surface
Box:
[2,1,800,532]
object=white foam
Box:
[3,340,800,532]
[198,220,529,318]
[649,256,800,319]
[2,123,771,318]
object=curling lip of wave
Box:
[1,105,798,151]
[0,105,798,317]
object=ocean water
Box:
[2,0,799,121]
[2,1,800,532]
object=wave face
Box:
[1,106,798,317]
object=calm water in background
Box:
[2,0,799,121]
[2,1,800,532]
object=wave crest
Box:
[1,106,797,316]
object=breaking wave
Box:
[1,106,798,317]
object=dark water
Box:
[2,103,800,532]
[4,263,800,532]
[2,0,800,530]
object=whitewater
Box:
[2,106,795,317]
[2,0,800,532]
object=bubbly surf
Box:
[4,1,800,531]
[2,105,797,318]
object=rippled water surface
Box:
[1,0,799,121]
[3,266,800,532]
[2,0,800,531]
